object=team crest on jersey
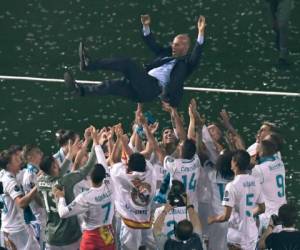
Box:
[130,178,152,207]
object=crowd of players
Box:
[0,99,299,250]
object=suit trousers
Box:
[268,0,293,59]
[81,57,162,102]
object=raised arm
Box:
[54,188,87,218]
[14,186,38,209]
[188,15,206,66]
[162,101,186,142]
[141,14,170,56]
[60,138,81,176]
[72,127,92,171]
[220,109,245,150]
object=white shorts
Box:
[227,228,257,250]
[208,222,228,250]
[45,237,81,250]
[119,220,155,250]
[3,226,39,250]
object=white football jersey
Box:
[222,174,263,247]
[149,152,166,190]
[53,148,65,167]
[164,154,202,209]
[252,156,286,216]
[57,178,114,230]
[22,164,46,224]
[1,170,26,233]
[110,161,156,229]
[208,169,232,215]
[153,206,188,239]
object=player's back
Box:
[1,170,26,233]
[208,169,232,215]
[224,174,262,245]
[79,179,114,230]
[164,154,201,208]
[153,206,188,239]
[252,157,286,215]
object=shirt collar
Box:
[258,155,277,164]
[27,163,39,174]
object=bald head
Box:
[172,34,190,57]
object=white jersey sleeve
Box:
[22,172,35,194]
[6,176,23,200]
[57,194,88,219]
[222,182,235,208]
[95,145,108,170]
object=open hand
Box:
[198,15,206,35]
[141,14,151,26]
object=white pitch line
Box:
[0,75,299,97]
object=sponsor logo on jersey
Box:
[223,190,229,201]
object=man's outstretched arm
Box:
[189,15,206,66]
[141,14,170,56]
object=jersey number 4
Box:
[181,173,196,192]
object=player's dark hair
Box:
[40,155,55,175]
[215,150,234,180]
[91,164,106,184]
[232,150,250,171]
[264,133,283,152]
[278,203,297,227]
[0,145,22,170]
[260,139,277,157]
[262,121,280,134]
[175,219,194,241]
[181,139,196,160]
[128,153,146,172]
[55,129,78,147]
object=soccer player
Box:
[54,161,115,250]
[110,151,156,250]
[164,139,202,210]
[251,139,286,231]
[208,150,265,250]
[153,180,190,239]
[207,150,234,250]
[53,129,79,168]
[37,127,97,250]
[0,145,40,250]
[22,145,46,249]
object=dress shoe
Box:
[79,42,90,71]
[63,71,84,96]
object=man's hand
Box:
[163,203,174,214]
[198,15,206,35]
[53,186,65,200]
[207,215,217,225]
[141,14,151,26]
[161,100,173,113]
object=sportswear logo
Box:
[14,185,20,192]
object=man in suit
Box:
[265,0,293,67]
[64,15,205,107]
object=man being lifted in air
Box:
[64,14,206,107]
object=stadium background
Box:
[0,0,299,224]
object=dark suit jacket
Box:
[142,32,203,107]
